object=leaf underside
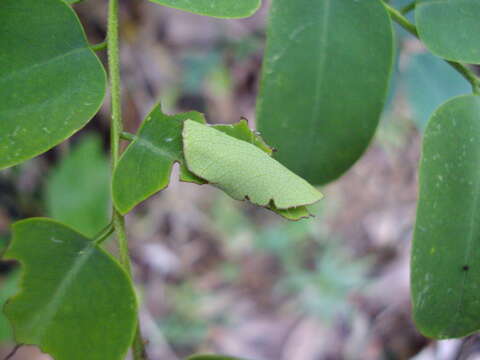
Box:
[4,218,137,360]
[416,0,480,64]
[0,0,106,169]
[256,0,394,185]
[183,120,323,216]
[412,95,480,339]
[148,0,261,18]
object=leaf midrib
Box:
[25,244,95,343]
[0,47,88,86]
[303,0,332,176]
[135,136,178,161]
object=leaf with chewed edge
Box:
[206,120,315,219]
[3,218,137,360]
[112,105,206,215]
[113,105,320,220]
[183,120,323,217]
[0,271,19,341]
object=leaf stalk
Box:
[120,131,137,142]
[90,40,108,52]
[93,221,115,245]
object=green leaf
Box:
[113,105,206,215]
[183,120,323,216]
[0,272,20,342]
[3,218,137,359]
[0,0,106,169]
[45,135,111,238]
[256,0,394,185]
[205,121,316,219]
[113,105,320,220]
[412,95,480,339]
[186,355,248,360]
[404,53,470,130]
[148,0,261,18]
[416,0,480,64]
[213,120,273,156]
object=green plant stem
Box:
[90,40,108,52]
[108,0,121,168]
[93,221,115,245]
[383,2,480,94]
[383,2,418,37]
[120,131,137,142]
[107,0,148,359]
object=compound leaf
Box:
[0,0,106,169]
[183,120,323,215]
[3,218,137,360]
[46,135,110,237]
[412,95,480,339]
[416,0,480,64]
[256,0,394,185]
[148,0,261,18]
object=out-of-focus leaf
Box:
[183,120,323,218]
[160,283,208,346]
[404,53,470,130]
[3,218,137,360]
[412,95,480,339]
[0,0,106,169]
[416,0,480,64]
[148,0,260,18]
[0,271,20,341]
[182,52,222,94]
[46,135,110,238]
[256,0,394,185]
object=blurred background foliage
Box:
[0,0,478,359]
